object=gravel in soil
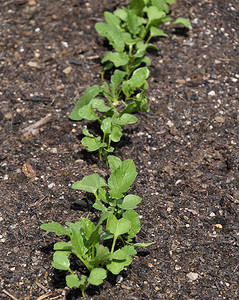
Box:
[0,0,238,299]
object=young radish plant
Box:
[41,156,153,297]
[95,0,191,76]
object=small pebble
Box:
[208,90,216,96]
[48,183,55,189]
[187,272,199,281]
[63,66,72,74]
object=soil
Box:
[0,0,238,299]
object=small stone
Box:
[176,79,186,84]
[215,224,223,229]
[187,272,199,281]
[208,90,216,96]
[28,0,36,5]
[51,148,57,154]
[63,66,72,74]
[231,77,238,82]
[214,116,225,123]
[28,61,39,68]
[3,174,9,180]
[210,212,216,217]
[116,275,123,284]
[48,183,55,189]
[175,265,181,271]
[210,74,217,80]
[4,112,12,119]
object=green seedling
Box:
[96,0,191,75]
[41,157,153,297]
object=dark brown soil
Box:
[0,0,238,299]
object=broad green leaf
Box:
[130,56,151,70]
[89,244,110,268]
[88,268,107,285]
[121,245,137,255]
[118,194,142,210]
[122,91,150,114]
[107,155,122,172]
[104,11,121,28]
[52,251,71,271]
[113,113,138,125]
[91,98,111,113]
[54,242,72,251]
[81,218,95,239]
[126,10,141,36]
[78,103,99,121]
[71,228,88,256]
[93,199,108,212]
[110,124,122,143]
[129,0,145,15]
[82,136,107,152]
[40,221,70,236]
[72,173,106,195]
[107,249,132,274]
[95,23,125,52]
[122,67,149,96]
[102,51,128,68]
[152,0,169,13]
[171,17,191,29]
[69,85,102,120]
[82,128,94,138]
[123,209,141,239]
[106,215,131,237]
[110,70,127,94]
[114,9,127,21]
[66,274,87,288]
[149,26,168,38]
[97,187,107,202]
[147,6,166,24]
[108,159,137,199]
[101,117,112,134]
[122,32,137,46]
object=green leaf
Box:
[106,215,131,237]
[129,0,145,15]
[121,245,137,255]
[54,242,72,251]
[147,6,166,25]
[122,91,150,114]
[133,242,155,247]
[152,0,169,13]
[52,251,71,271]
[107,249,132,274]
[102,51,128,68]
[122,67,149,96]
[69,85,102,120]
[95,23,125,52]
[78,103,99,121]
[101,117,112,134]
[108,159,137,199]
[81,136,105,152]
[171,17,191,29]
[110,124,122,143]
[118,194,142,210]
[114,9,127,21]
[104,11,121,28]
[72,173,106,195]
[89,244,110,268]
[107,155,122,172]
[91,98,111,113]
[40,221,70,236]
[126,10,141,36]
[93,199,108,212]
[149,26,168,38]
[66,274,87,288]
[81,218,95,239]
[88,268,107,285]
[123,209,141,239]
[110,70,127,94]
[166,0,176,4]
[113,113,138,126]
[71,228,88,256]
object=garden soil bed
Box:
[0,0,238,299]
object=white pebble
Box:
[208,90,216,96]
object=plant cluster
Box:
[41,0,191,297]
[41,156,152,297]
[69,0,191,162]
